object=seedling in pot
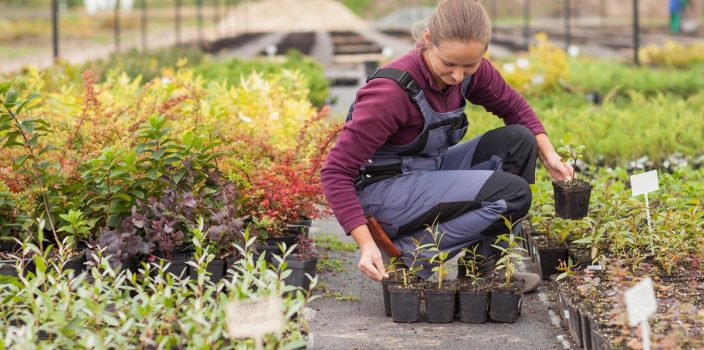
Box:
[425,223,449,289]
[555,258,574,281]
[491,216,527,287]
[398,237,428,288]
[553,134,593,219]
[460,244,485,286]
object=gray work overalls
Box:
[348,68,535,278]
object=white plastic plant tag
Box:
[587,265,603,271]
[563,310,570,320]
[624,277,657,327]
[226,295,284,348]
[631,170,659,196]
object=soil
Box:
[552,178,592,192]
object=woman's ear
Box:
[424,29,431,47]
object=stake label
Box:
[623,277,657,327]
[226,295,284,340]
[631,170,659,196]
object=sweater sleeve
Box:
[466,58,546,135]
[320,79,415,234]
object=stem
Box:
[6,107,57,241]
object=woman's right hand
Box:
[350,224,389,281]
[357,241,388,281]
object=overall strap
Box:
[366,68,421,99]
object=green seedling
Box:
[491,216,527,287]
[461,243,484,286]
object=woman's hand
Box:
[350,225,389,281]
[358,241,387,281]
[536,133,574,181]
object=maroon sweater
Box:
[321,48,545,234]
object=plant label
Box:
[624,277,657,327]
[226,295,284,342]
[631,170,659,196]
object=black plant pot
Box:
[282,256,318,290]
[257,244,285,264]
[0,240,20,253]
[581,312,593,350]
[0,257,33,277]
[189,259,226,283]
[266,235,299,249]
[568,243,591,270]
[489,285,523,323]
[567,304,583,347]
[537,245,568,280]
[458,288,489,324]
[285,219,313,237]
[151,251,191,279]
[388,285,421,323]
[553,179,593,219]
[381,278,403,317]
[425,287,456,323]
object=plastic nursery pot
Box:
[552,179,593,219]
[424,286,457,323]
[537,245,568,280]
[381,278,403,317]
[567,304,584,348]
[458,288,489,324]
[489,281,524,323]
[151,251,192,279]
[568,243,591,270]
[282,256,318,290]
[581,312,593,350]
[388,284,421,323]
[0,258,34,277]
[189,259,226,284]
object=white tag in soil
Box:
[624,277,657,326]
[631,170,659,196]
[226,295,284,342]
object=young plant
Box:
[461,243,484,286]
[425,222,449,289]
[398,237,429,288]
[556,134,585,182]
[491,216,528,287]
[384,256,405,281]
[555,258,574,281]
[57,209,97,243]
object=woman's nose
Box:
[452,69,464,82]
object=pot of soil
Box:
[489,280,524,323]
[458,280,490,324]
[537,243,568,280]
[552,179,593,219]
[189,259,226,283]
[424,282,457,323]
[151,250,192,279]
[0,240,20,253]
[281,256,318,290]
[381,277,403,317]
[568,243,591,270]
[388,284,421,323]
[62,253,87,274]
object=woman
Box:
[321,0,572,293]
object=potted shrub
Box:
[532,217,570,280]
[388,238,425,323]
[457,244,490,324]
[552,135,592,219]
[489,218,528,323]
[423,224,456,323]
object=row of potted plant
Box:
[381,218,528,324]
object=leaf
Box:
[4,89,17,108]
[15,93,38,116]
[13,155,30,167]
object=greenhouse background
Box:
[1,0,703,349]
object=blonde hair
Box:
[412,0,492,51]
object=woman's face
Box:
[424,33,486,89]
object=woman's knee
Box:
[475,171,532,219]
